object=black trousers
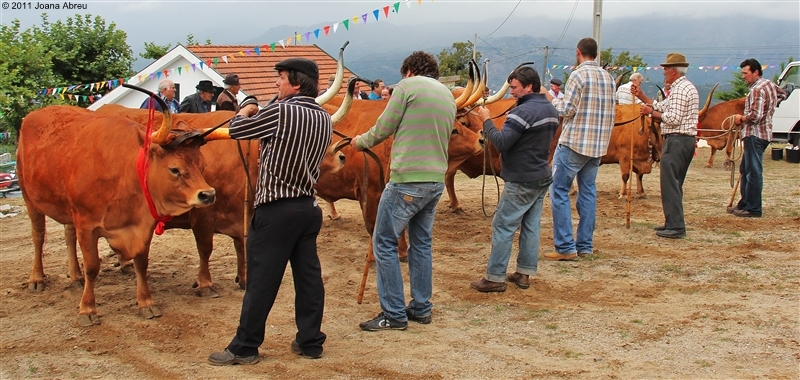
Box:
[660,135,695,230]
[227,197,326,357]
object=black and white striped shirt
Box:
[229,95,332,205]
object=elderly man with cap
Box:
[548,78,564,99]
[216,74,241,112]
[180,80,215,113]
[631,52,699,239]
[208,57,331,365]
[140,79,180,114]
[616,72,644,105]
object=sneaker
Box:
[208,349,260,366]
[653,225,667,231]
[405,308,432,324]
[291,340,322,359]
[726,206,739,214]
[733,209,761,218]
[359,312,407,331]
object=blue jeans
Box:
[485,179,551,283]
[736,136,769,215]
[373,181,443,321]
[550,145,600,254]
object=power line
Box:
[553,0,580,50]
[483,0,522,38]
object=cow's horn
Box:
[615,70,631,89]
[462,62,488,107]
[698,82,719,119]
[476,61,534,106]
[316,41,349,105]
[331,77,361,125]
[122,83,172,145]
[454,60,477,109]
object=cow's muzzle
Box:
[197,189,216,205]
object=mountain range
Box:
[245,15,798,103]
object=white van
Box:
[773,61,800,146]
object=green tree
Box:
[32,13,134,105]
[600,48,647,83]
[773,56,795,83]
[0,20,60,135]
[438,41,481,87]
[715,72,748,101]
[140,41,172,60]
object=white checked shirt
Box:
[653,76,699,136]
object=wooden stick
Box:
[357,249,371,304]
[626,118,636,228]
[728,173,742,208]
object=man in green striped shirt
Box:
[351,51,456,331]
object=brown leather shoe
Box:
[506,272,530,289]
[470,278,506,293]
[542,252,578,261]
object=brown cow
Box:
[18,101,216,326]
[601,104,662,198]
[697,97,744,168]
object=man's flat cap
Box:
[275,58,319,81]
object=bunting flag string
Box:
[549,63,781,73]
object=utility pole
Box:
[593,0,602,64]
[542,46,549,80]
[472,33,477,60]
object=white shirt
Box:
[616,82,644,105]
[548,88,564,100]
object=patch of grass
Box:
[469,317,487,326]
[545,323,558,330]
[563,350,583,358]
[494,304,507,313]
[557,264,572,273]
[630,319,643,324]
[712,327,727,333]
[695,359,712,367]
[661,264,684,274]
[617,330,630,339]
[524,308,550,320]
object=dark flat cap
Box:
[550,78,562,86]
[275,58,319,81]
[223,74,240,85]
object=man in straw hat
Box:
[632,52,699,239]
[208,57,331,364]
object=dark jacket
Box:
[482,93,559,183]
[180,93,212,113]
[216,90,239,112]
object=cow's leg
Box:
[444,167,463,213]
[114,250,134,275]
[705,146,716,168]
[191,224,219,298]
[75,230,102,326]
[133,251,161,320]
[27,206,47,292]
[65,224,84,286]
[233,236,246,290]
[636,172,647,198]
[398,229,409,263]
[325,201,341,220]
[618,158,631,199]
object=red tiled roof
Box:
[187,44,356,101]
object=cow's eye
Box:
[169,167,181,176]
[460,120,467,126]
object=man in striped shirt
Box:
[209,58,331,364]
[543,37,616,260]
[730,58,786,218]
[351,51,456,331]
[633,52,699,239]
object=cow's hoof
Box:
[28,281,46,292]
[638,195,649,199]
[196,287,220,298]
[235,277,246,291]
[67,279,84,289]
[78,313,101,327]
[704,164,713,168]
[119,264,134,275]
[328,214,341,221]
[139,306,162,319]
[451,208,463,215]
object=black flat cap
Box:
[550,78,562,86]
[274,58,319,81]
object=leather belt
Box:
[662,133,693,138]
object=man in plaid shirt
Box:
[730,58,787,217]
[543,37,615,260]
[633,53,698,239]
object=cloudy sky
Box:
[2,0,798,53]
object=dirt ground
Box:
[1,147,798,379]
